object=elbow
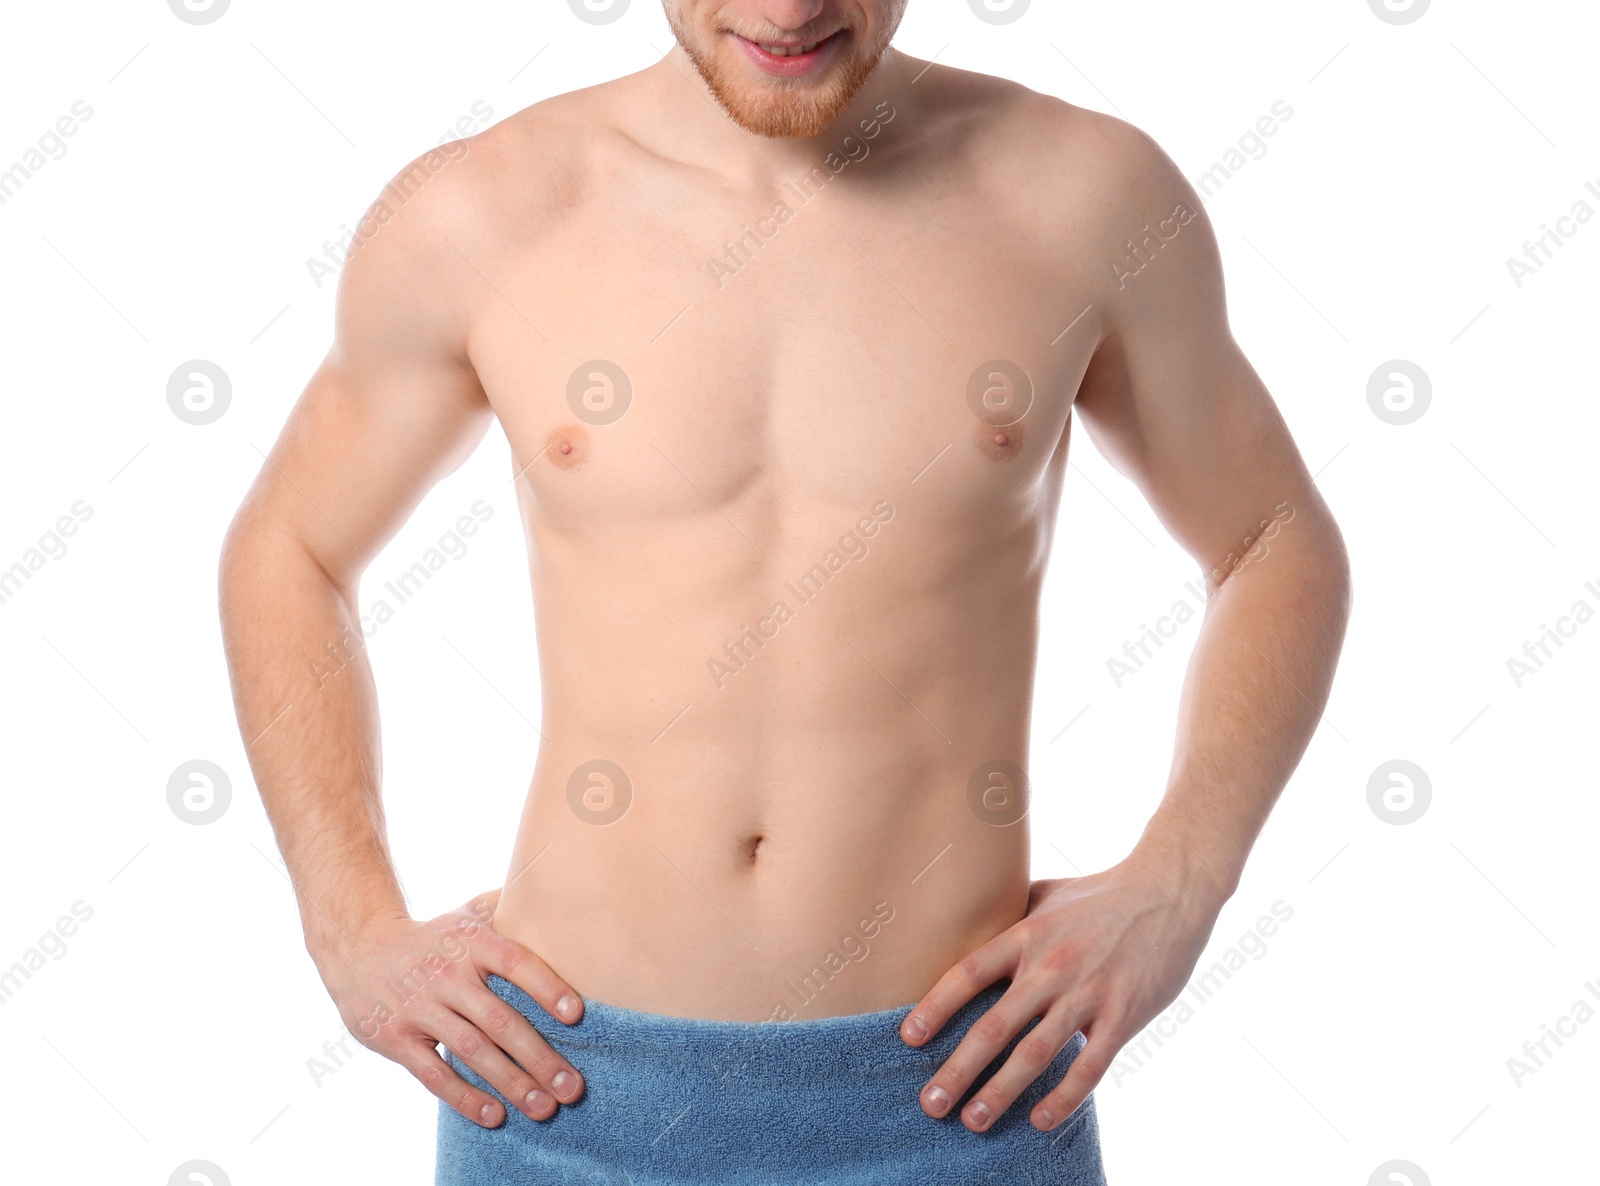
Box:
[219,512,353,614]
[217,511,270,632]
[218,506,272,602]
[1208,502,1353,630]
[1293,514,1353,651]
[217,512,343,622]
[1316,513,1353,626]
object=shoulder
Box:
[1014,91,1209,257]
[341,89,602,275]
[329,85,622,341]
[907,63,1177,185]
[909,64,1210,267]
[1000,94,1223,323]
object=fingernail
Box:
[967,1101,991,1128]
[903,1014,927,1041]
[557,994,578,1020]
[552,1070,576,1097]
[1035,1107,1055,1130]
[925,1085,950,1113]
[479,1101,497,1123]
[525,1089,550,1112]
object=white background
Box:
[1,1,1595,1183]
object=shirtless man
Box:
[219,2,1351,1181]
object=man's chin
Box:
[682,33,887,140]
[718,91,855,140]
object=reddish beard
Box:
[665,12,894,139]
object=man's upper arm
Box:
[231,151,495,591]
[1070,118,1334,586]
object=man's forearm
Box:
[218,524,408,961]
[1131,497,1352,910]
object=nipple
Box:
[975,419,1024,461]
[559,442,573,455]
[546,424,589,470]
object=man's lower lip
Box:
[735,31,842,75]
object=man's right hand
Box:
[314,889,586,1127]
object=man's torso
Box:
[423,63,1125,1020]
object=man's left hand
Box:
[899,855,1224,1132]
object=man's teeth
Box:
[760,40,821,56]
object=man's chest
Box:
[462,179,1101,521]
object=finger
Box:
[479,932,586,1026]
[1029,1024,1116,1132]
[899,934,1020,1047]
[392,1033,554,1128]
[917,985,1038,1121]
[955,1007,1085,1133]
[433,1005,573,1121]
[458,977,585,1105]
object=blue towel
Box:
[436,973,1107,1184]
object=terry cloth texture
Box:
[435,972,1107,1185]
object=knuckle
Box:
[508,1062,540,1094]
[1038,945,1075,973]
[505,1069,540,1100]
[452,1027,487,1061]
[480,1004,519,1040]
[498,943,532,977]
[972,1010,1010,1044]
[957,955,985,982]
[527,1047,567,1084]
[1071,1049,1108,1083]
[416,1060,448,1090]
[1019,1033,1056,1067]
[357,1028,394,1056]
[1046,1089,1081,1119]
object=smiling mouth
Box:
[757,38,825,56]
[746,29,843,56]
